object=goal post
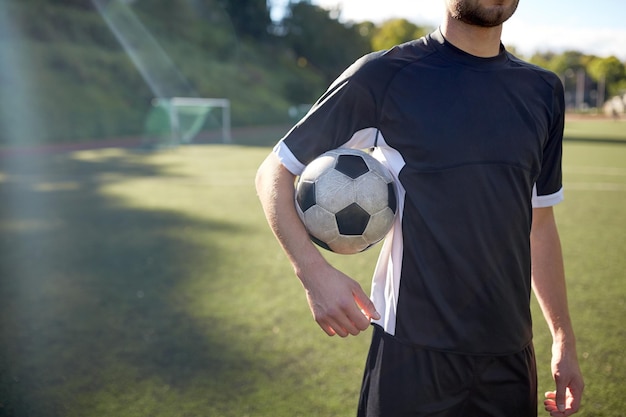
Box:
[144,97,231,146]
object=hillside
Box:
[0,1,327,146]
[3,1,623,147]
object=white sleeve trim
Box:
[532,185,564,208]
[272,141,306,176]
[272,127,381,176]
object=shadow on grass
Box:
[0,152,260,416]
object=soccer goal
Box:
[144,97,231,146]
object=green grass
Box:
[0,121,625,416]
[564,118,626,142]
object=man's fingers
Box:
[316,305,363,337]
[325,317,360,337]
[555,377,567,412]
[353,289,381,321]
[320,322,337,337]
[544,392,560,415]
[318,303,372,337]
[545,385,582,416]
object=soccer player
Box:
[255,0,584,416]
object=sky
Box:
[273,0,626,60]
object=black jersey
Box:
[274,29,564,354]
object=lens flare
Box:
[91,0,196,99]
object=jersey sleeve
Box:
[532,77,565,208]
[273,57,382,175]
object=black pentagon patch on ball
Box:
[336,203,370,235]
[295,180,316,212]
[310,235,332,252]
[334,154,369,179]
[387,183,397,213]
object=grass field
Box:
[0,120,624,417]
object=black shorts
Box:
[358,325,537,417]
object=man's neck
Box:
[440,16,503,58]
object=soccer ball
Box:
[295,148,397,255]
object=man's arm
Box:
[255,152,380,337]
[531,207,584,416]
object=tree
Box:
[17,0,95,10]
[536,50,587,75]
[529,51,558,71]
[529,50,626,109]
[282,2,370,84]
[370,18,428,51]
[215,0,272,39]
[587,56,626,97]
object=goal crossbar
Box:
[151,97,231,144]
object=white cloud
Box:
[504,21,626,60]
[316,0,443,24]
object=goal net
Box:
[144,97,231,146]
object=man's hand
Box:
[300,262,380,337]
[543,343,584,416]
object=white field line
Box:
[565,182,626,192]
[564,166,626,177]
[564,165,626,192]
